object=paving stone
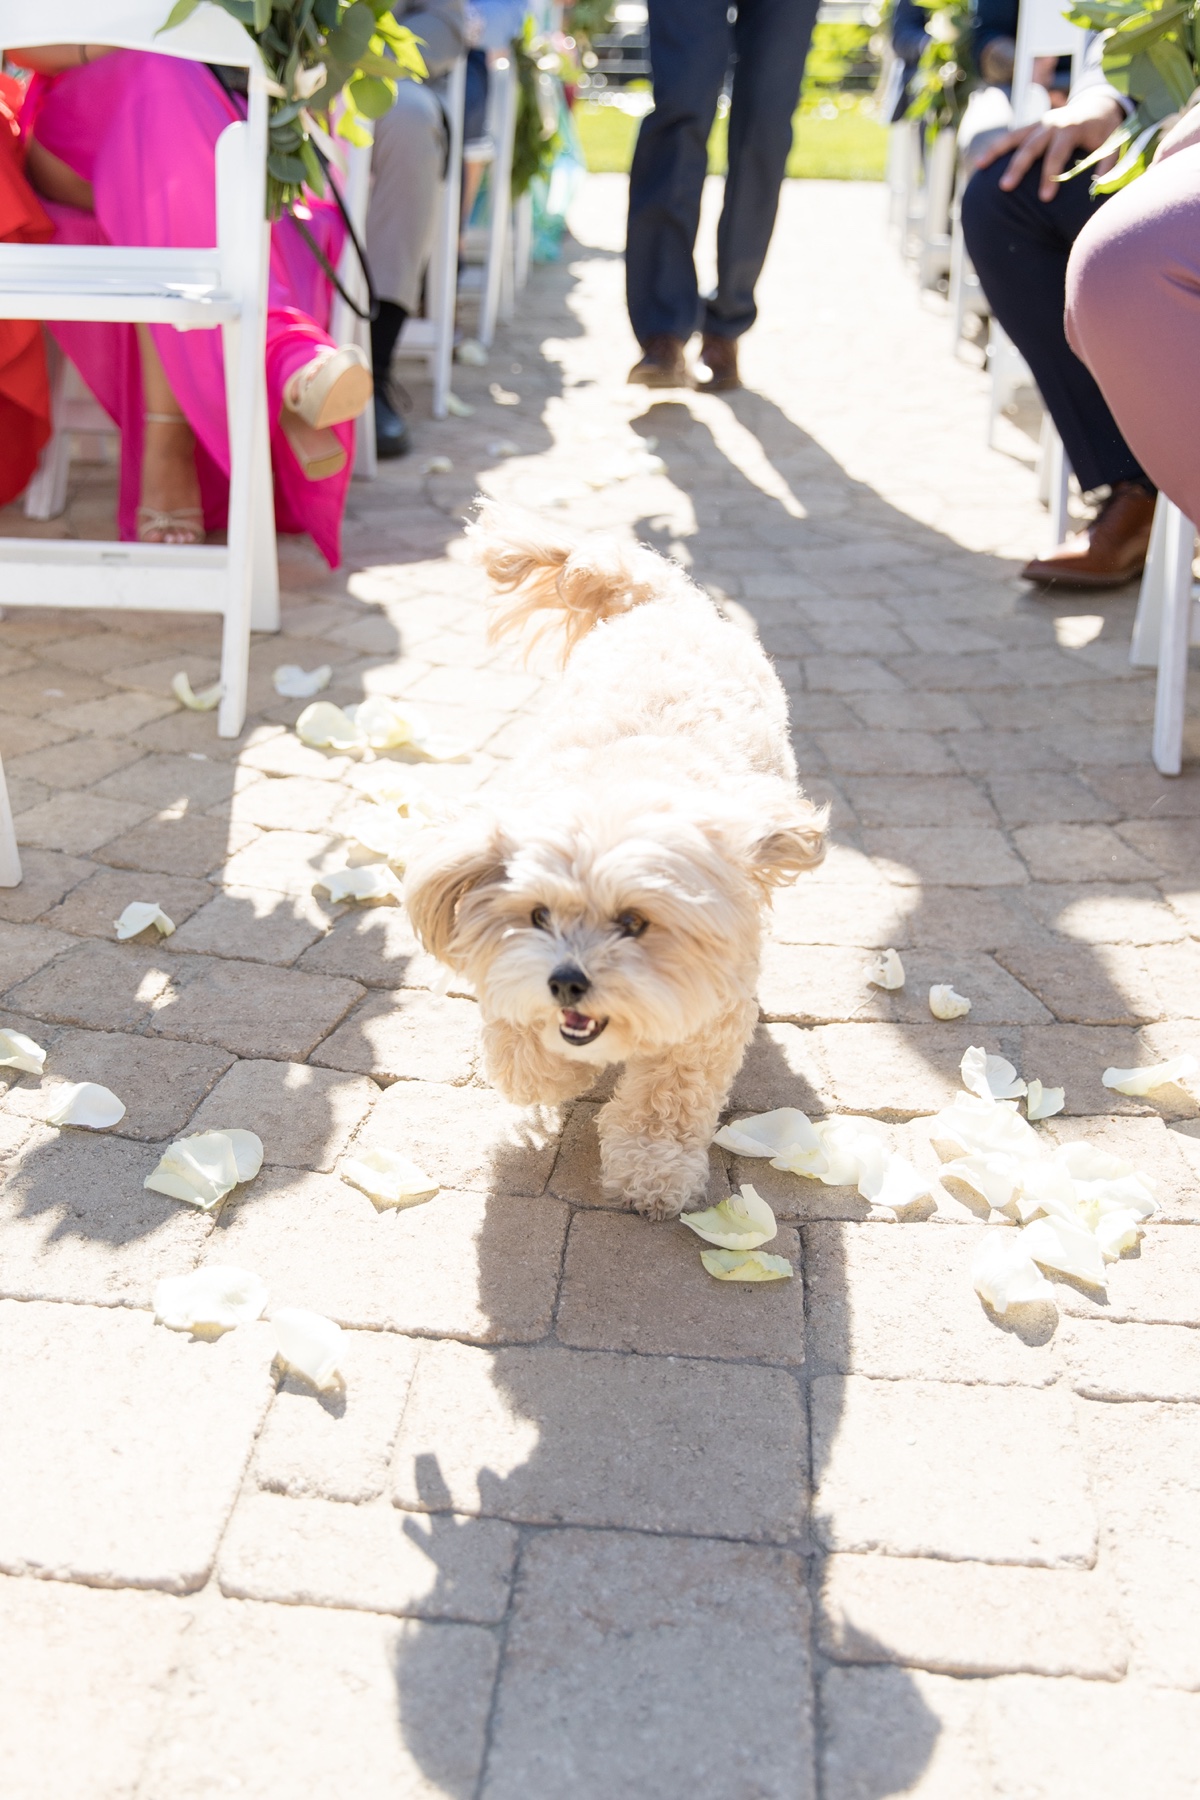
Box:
[167,884,336,964]
[98,814,260,880]
[0,920,74,994]
[6,734,145,791]
[760,943,1048,1026]
[556,1209,804,1362]
[92,750,242,811]
[840,775,998,828]
[804,1222,1057,1385]
[0,1301,273,1590]
[0,667,108,715]
[296,902,437,987]
[140,1596,498,1800]
[768,873,912,948]
[1013,823,1160,883]
[15,791,151,856]
[820,1665,989,1800]
[6,1028,232,1141]
[214,1172,566,1342]
[814,730,958,776]
[817,1552,1125,1678]
[214,826,345,896]
[814,1022,983,1115]
[1058,1318,1200,1401]
[1041,1112,1200,1222]
[1113,817,1200,876]
[986,771,1118,827]
[987,1674,1200,1798]
[393,1340,808,1540]
[0,847,94,923]
[548,1098,731,1208]
[311,989,480,1085]
[354,1079,562,1195]
[729,1019,829,1110]
[237,730,354,781]
[220,1491,517,1623]
[5,938,172,1030]
[811,1375,1095,1566]
[1055,1223,1200,1325]
[253,1329,421,1501]
[147,955,362,1060]
[992,940,1160,1024]
[1023,880,1186,944]
[0,1574,191,1800]
[1017,1023,1174,1116]
[44,691,178,736]
[1082,1400,1200,1690]
[483,1530,815,1800]
[187,1058,377,1170]
[0,1126,211,1307]
[226,773,351,832]
[864,826,1029,887]
[42,866,215,941]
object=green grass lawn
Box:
[574,95,887,182]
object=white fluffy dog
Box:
[404,506,827,1218]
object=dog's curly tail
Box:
[468,500,687,661]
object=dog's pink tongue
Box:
[562,1010,591,1031]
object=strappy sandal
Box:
[137,412,205,543]
[283,344,372,429]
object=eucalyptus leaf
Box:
[349,72,396,117]
[159,0,203,31]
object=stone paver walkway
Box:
[2,174,1200,1799]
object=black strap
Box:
[292,152,380,323]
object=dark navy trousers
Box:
[961,150,1147,492]
[625,0,817,347]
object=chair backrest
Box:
[0,0,263,71]
[1010,0,1087,124]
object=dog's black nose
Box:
[548,963,590,1006]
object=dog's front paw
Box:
[599,1131,711,1221]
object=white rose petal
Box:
[422,454,454,474]
[1020,1214,1107,1288]
[679,1184,777,1251]
[1095,1207,1145,1261]
[114,901,175,940]
[456,338,488,367]
[870,1154,932,1213]
[444,393,474,417]
[868,948,905,990]
[487,440,520,458]
[1102,1055,1199,1096]
[154,1264,268,1334]
[172,671,221,711]
[961,1046,1027,1101]
[942,1151,1025,1213]
[349,696,419,751]
[315,864,404,904]
[931,1092,1043,1161]
[273,663,332,699]
[699,1248,793,1282]
[45,1082,126,1129]
[144,1128,262,1210]
[929,984,971,1020]
[341,1148,440,1209]
[1025,1078,1065,1121]
[972,1230,1054,1313]
[273,1307,343,1389]
[295,700,367,751]
[713,1107,820,1162]
[344,807,429,865]
[0,1028,45,1074]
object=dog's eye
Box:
[615,910,648,938]
[530,906,552,931]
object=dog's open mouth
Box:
[559,1009,608,1046]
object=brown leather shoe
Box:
[698,333,740,391]
[628,334,690,387]
[1021,482,1157,589]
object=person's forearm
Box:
[6,43,114,75]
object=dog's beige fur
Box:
[404,505,826,1218]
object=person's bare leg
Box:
[136,323,204,544]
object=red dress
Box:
[0,73,52,509]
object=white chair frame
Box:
[1130,495,1200,775]
[0,0,278,741]
[476,49,519,348]
[396,54,466,419]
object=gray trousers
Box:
[365,80,447,313]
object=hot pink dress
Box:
[23,50,354,566]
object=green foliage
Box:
[802,20,880,93]
[903,0,978,135]
[564,0,615,42]
[159,0,425,216]
[574,94,887,182]
[512,18,566,198]
[1065,0,1200,188]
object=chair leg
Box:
[480,57,517,348]
[429,57,466,420]
[1152,503,1195,777]
[0,753,22,888]
[1131,494,1171,669]
[23,339,71,523]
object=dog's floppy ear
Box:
[743,798,829,892]
[403,812,509,964]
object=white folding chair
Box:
[395,54,466,420]
[477,50,519,346]
[0,0,278,740]
[328,138,377,480]
[24,343,118,520]
[1010,0,1086,126]
[1129,495,1200,775]
[917,124,956,289]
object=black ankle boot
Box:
[370,300,410,458]
[374,389,410,459]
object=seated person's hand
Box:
[973,87,1125,203]
[1153,95,1200,162]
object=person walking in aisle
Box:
[625,0,818,392]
